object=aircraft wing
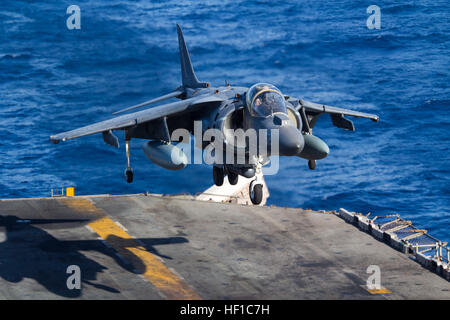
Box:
[50,94,224,144]
[299,99,379,121]
[295,99,379,131]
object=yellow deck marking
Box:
[61,198,201,300]
[66,187,75,197]
[367,288,392,294]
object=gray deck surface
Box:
[0,194,449,299]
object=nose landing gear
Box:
[212,158,265,205]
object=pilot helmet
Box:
[246,83,286,117]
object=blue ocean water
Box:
[0,1,448,241]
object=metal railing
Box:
[370,214,449,264]
[50,187,65,197]
[339,208,449,281]
[50,187,75,197]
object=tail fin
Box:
[176,24,209,89]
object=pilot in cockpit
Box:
[246,83,287,117]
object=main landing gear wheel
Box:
[308,159,316,170]
[249,180,263,205]
[228,171,239,185]
[125,168,133,183]
[213,166,224,186]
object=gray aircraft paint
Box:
[50,24,378,202]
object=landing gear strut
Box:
[125,139,133,183]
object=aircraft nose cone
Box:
[278,125,304,156]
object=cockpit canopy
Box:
[246,83,287,117]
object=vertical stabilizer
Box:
[176,24,209,89]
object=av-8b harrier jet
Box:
[51,25,378,204]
